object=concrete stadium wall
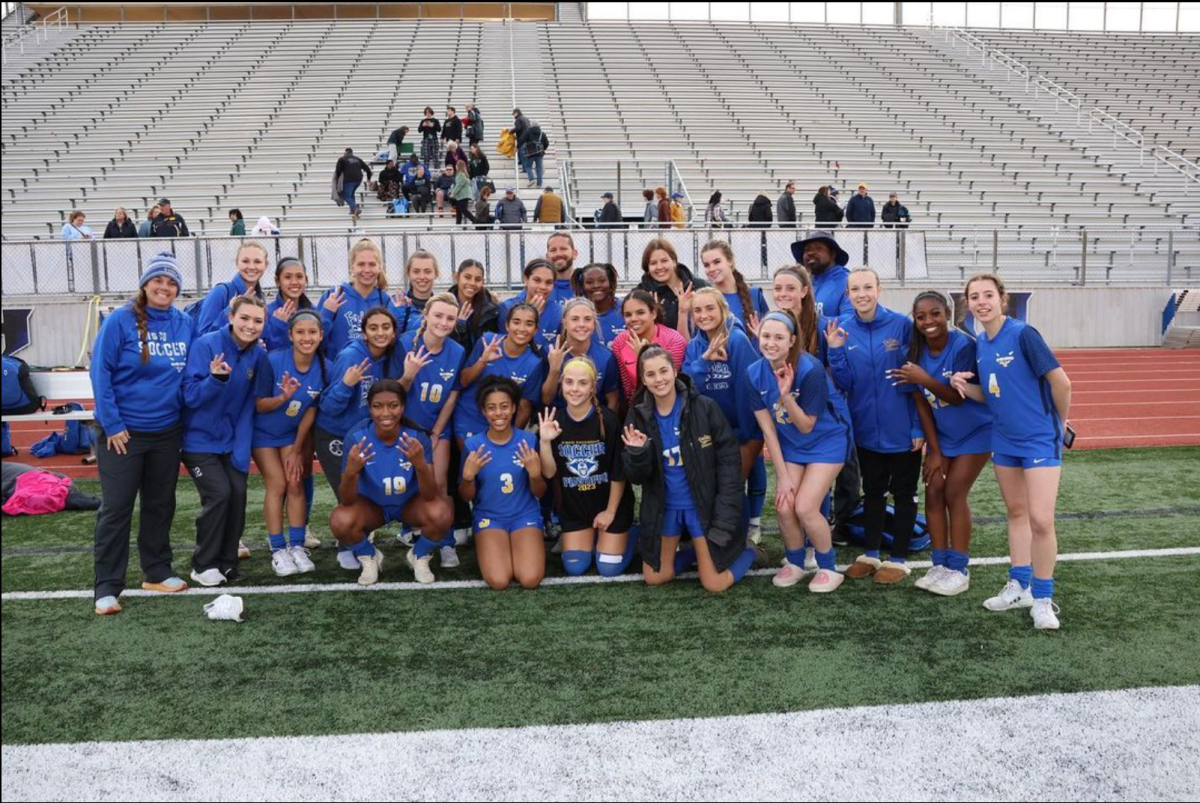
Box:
[2,286,1180,368]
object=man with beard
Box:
[545,230,581,308]
[790,231,860,545]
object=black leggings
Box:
[453,198,476,225]
[857,446,922,559]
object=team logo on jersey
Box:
[709,362,732,380]
[306,387,321,400]
[995,351,1016,368]
[439,368,456,382]
[246,367,256,379]
[884,338,900,352]
[509,372,528,385]
[330,439,344,457]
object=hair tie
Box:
[761,311,797,333]
[563,357,598,380]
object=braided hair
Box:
[132,288,151,364]
[773,265,820,357]
[560,355,606,438]
[908,290,953,365]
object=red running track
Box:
[5,348,1198,479]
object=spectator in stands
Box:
[387,125,409,163]
[464,103,484,147]
[444,141,467,171]
[705,191,727,227]
[519,120,548,188]
[334,149,372,224]
[443,107,464,151]
[534,186,564,225]
[512,108,531,178]
[467,143,491,194]
[813,185,843,229]
[881,192,911,228]
[495,186,527,229]
[377,159,403,205]
[748,194,773,228]
[655,187,671,230]
[451,160,477,225]
[151,199,190,238]
[407,163,433,213]
[642,189,658,226]
[475,185,494,228]
[846,183,875,228]
[104,207,137,239]
[251,216,280,236]
[597,192,623,228]
[419,107,441,166]
[139,205,161,238]
[776,181,798,227]
[228,208,245,236]
[62,211,93,240]
[670,193,687,229]
[434,165,456,216]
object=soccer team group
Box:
[88,229,1072,630]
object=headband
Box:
[761,311,797,333]
[289,309,322,327]
[277,256,304,271]
[563,357,597,380]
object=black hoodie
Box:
[748,194,773,228]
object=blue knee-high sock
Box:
[673,545,697,575]
[287,526,306,548]
[931,548,948,568]
[351,537,376,558]
[1031,576,1055,600]
[413,536,440,559]
[947,549,970,574]
[268,532,286,552]
[1010,564,1033,589]
[562,549,592,576]
[865,549,881,560]
[815,548,836,571]
[596,534,638,577]
[785,547,807,568]
[820,492,832,520]
[729,547,757,583]
[303,475,315,522]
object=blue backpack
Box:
[845,504,931,552]
[2,355,44,415]
[392,197,409,215]
[30,403,95,458]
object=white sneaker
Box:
[358,548,384,586]
[407,549,435,584]
[303,527,322,549]
[983,579,1034,611]
[440,546,460,568]
[747,521,762,545]
[395,527,416,547]
[190,567,227,587]
[772,563,809,588]
[1031,598,1061,630]
[915,565,950,591]
[237,540,251,560]
[803,547,818,571]
[929,569,970,597]
[271,549,298,577]
[288,546,316,574]
[337,549,361,571]
[453,527,470,547]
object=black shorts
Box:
[558,493,635,535]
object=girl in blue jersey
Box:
[181,295,271,587]
[460,376,548,591]
[750,311,851,593]
[827,268,928,586]
[497,259,559,350]
[537,358,636,577]
[263,257,315,352]
[889,291,992,597]
[194,242,268,336]
[90,252,194,615]
[575,263,625,349]
[252,310,326,577]
[455,303,543,443]
[331,380,454,586]
[950,274,1072,631]
[316,238,400,357]
[540,298,620,412]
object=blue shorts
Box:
[473,512,544,535]
[993,453,1061,469]
[939,426,993,459]
[452,424,479,443]
[661,507,705,539]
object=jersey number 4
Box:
[988,373,1001,398]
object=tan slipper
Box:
[874,561,913,585]
[844,555,881,579]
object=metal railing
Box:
[1,6,67,65]
[3,225,1195,299]
[557,158,695,223]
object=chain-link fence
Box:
[2,226,1195,297]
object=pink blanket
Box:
[1,471,72,516]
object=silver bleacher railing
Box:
[3,225,1195,298]
[1,5,67,65]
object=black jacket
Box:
[468,153,490,179]
[387,127,406,147]
[598,201,623,227]
[748,195,773,228]
[150,212,189,238]
[881,201,911,225]
[813,193,844,228]
[335,155,371,184]
[513,114,530,142]
[623,377,745,572]
[104,218,137,239]
[442,116,463,143]
[450,284,500,354]
[465,108,484,142]
[637,263,707,332]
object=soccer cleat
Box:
[238,540,251,560]
[141,576,188,593]
[747,521,762,545]
[772,563,808,588]
[1031,598,1061,630]
[440,546,460,568]
[337,550,361,571]
[357,548,384,586]
[288,546,316,574]
[873,561,912,585]
[983,579,1034,611]
[407,549,435,584]
[94,595,123,615]
[803,547,818,571]
[453,527,471,547]
[190,568,227,587]
[271,549,298,577]
[303,528,322,549]
[844,555,881,579]
[915,565,949,591]
[808,569,844,594]
[929,570,970,597]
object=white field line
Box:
[3,686,1197,802]
[4,546,1199,602]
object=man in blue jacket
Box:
[845,183,875,228]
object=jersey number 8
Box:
[286,399,303,417]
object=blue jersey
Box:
[917,330,992,457]
[749,354,852,465]
[315,340,406,438]
[976,318,1063,459]
[544,341,620,408]
[345,421,432,515]
[453,335,544,440]
[464,430,542,521]
[499,293,563,351]
[723,287,770,329]
[398,331,465,435]
[655,396,692,510]
[596,304,626,350]
[253,348,325,448]
[262,296,316,353]
[316,282,401,358]
[683,328,758,442]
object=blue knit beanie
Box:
[140,252,183,289]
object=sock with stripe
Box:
[287,526,306,549]
[931,548,948,568]
[562,550,592,576]
[729,547,757,583]
[947,549,970,574]
[673,545,697,575]
[596,535,638,577]
[1031,576,1055,600]
[1010,564,1033,590]
[268,532,285,552]
[815,548,837,571]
